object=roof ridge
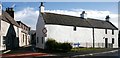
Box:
[42,12,117,30]
[44,12,81,18]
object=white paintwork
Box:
[36,13,45,49]
[36,5,118,49]
[94,28,118,48]
[40,6,44,13]
[45,25,93,48]
[19,28,30,47]
[0,20,19,50]
[36,15,118,49]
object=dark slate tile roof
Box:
[42,12,118,30]
[86,18,118,29]
[16,21,30,28]
[0,10,19,27]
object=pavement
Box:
[0,46,120,58]
[1,52,48,58]
[0,46,51,58]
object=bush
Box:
[45,39,58,50]
[45,38,72,52]
[60,42,72,52]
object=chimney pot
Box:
[5,7,14,18]
[80,11,87,19]
[105,15,110,21]
[40,2,45,13]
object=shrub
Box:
[45,39,58,50]
[60,42,72,52]
[45,38,72,52]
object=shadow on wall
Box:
[31,33,36,45]
[4,24,19,50]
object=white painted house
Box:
[36,3,118,49]
[0,3,30,51]
[0,5,19,50]
[16,21,31,47]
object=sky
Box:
[2,2,118,30]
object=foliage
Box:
[45,38,72,52]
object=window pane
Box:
[112,30,114,35]
[105,29,107,34]
[112,38,114,44]
[42,37,44,44]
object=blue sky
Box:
[2,2,118,13]
[2,2,118,29]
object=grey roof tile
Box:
[42,12,118,30]
[1,10,19,27]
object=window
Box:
[73,26,76,31]
[41,37,44,44]
[112,30,114,35]
[23,34,24,42]
[112,38,114,44]
[37,37,39,43]
[3,36,6,44]
[105,29,107,34]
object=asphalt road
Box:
[34,49,120,58]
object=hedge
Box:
[45,38,72,52]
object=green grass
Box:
[71,47,111,52]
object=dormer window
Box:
[73,26,76,31]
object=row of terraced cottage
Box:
[0,4,30,51]
[0,2,119,51]
[35,2,119,49]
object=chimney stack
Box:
[0,2,2,16]
[39,2,44,13]
[80,11,87,19]
[105,15,110,22]
[5,7,14,18]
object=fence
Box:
[72,42,113,48]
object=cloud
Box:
[14,7,118,30]
[15,7,39,30]
[45,9,118,27]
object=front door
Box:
[105,38,108,48]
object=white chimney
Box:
[39,2,44,13]
[105,15,110,22]
[80,11,87,19]
[0,2,2,16]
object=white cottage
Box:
[0,3,31,51]
[36,2,118,49]
[0,5,20,50]
[16,21,31,47]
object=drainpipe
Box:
[93,28,95,48]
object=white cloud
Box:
[14,7,118,30]
[15,7,39,30]
[45,9,118,27]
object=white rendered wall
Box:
[94,28,118,48]
[19,28,30,47]
[0,20,10,50]
[45,25,93,48]
[0,20,19,51]
[36,13,45,49]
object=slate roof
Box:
[0,10,19,27]
[16,21,30,28]
[42,12,118,30]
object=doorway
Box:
[105,38,108,48]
